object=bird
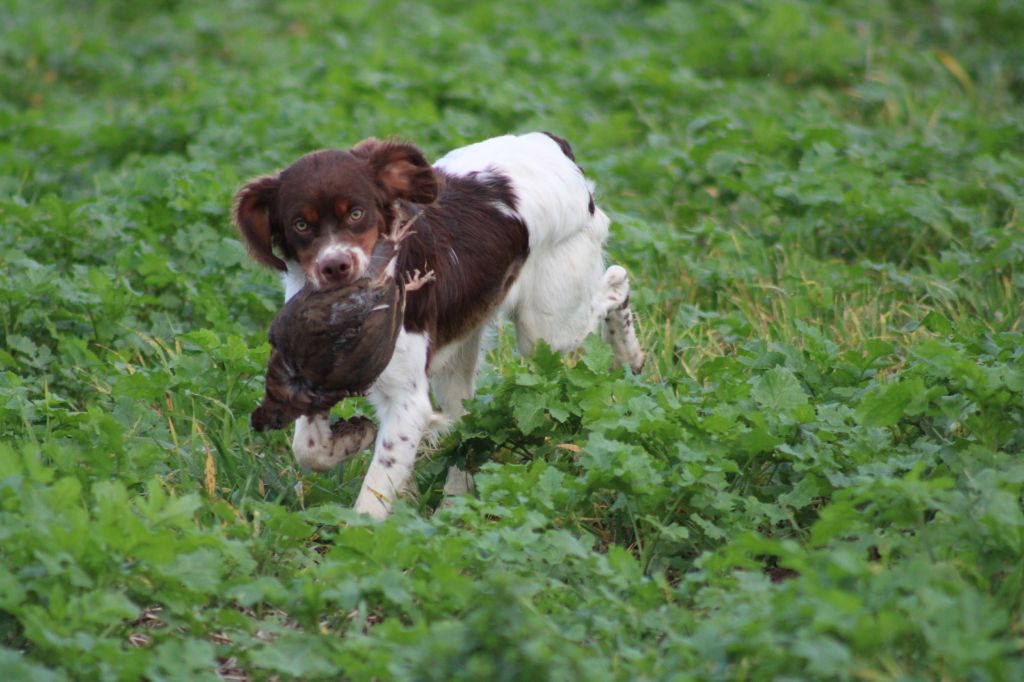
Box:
[250,209,432,432]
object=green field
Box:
[2,0,1023,679]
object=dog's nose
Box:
[318,252,354,285]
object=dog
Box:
[234,132,644,518]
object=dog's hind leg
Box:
[597,265,645,373]
[431,327,486,498]
[509,207,645,372]
[510,229,607,356]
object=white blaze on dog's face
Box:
[232,140,438,290]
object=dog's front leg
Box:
[353,330,433,519]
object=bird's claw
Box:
[403,268,436,292]
[389,203,422,242]
[391,217,417,243]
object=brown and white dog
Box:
[235,132,644,518]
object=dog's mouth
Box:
[306,276,343,292]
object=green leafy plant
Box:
[1,0,1022,679]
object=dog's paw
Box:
[598,265,630,314]
[353,489,391,520]
[604,264,628,289]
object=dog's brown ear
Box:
[234,175,286,271]
[351,138,438,205]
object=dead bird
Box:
[250,211,433,432]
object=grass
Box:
[1,0,1023,679]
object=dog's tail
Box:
[540,131,577,162]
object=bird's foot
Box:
[403,268,436,292]
[389,203,422,243]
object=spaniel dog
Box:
[235,132,644,518]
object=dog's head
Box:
[234,139,437,288]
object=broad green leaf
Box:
[0,648,65,682]
[856,377,926,427]
[751,366,810,415]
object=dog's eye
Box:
[348,208,365,223]
[293,218,310,232]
